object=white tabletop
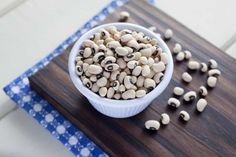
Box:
[0,0,236,156]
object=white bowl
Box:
[68,23,173,118]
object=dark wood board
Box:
[29,0,236,157]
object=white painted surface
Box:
[0,0,236,156]
[153,0,236,48]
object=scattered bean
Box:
[160,113,170,125]
[145,120,160,131]
[199,86,208,97]
[183,91,197,102]
[179,111,190,121]
[164,29,173,40]
[196,98,207,112]
[168,97,180,108]
[182,72,192,83]
[176,52,185,61]
[207,76,217,88]
[173,87,184,96]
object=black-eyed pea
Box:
[82,63,89,72]
[173,43,182,54]
[83,48,93,58]
[83,58,93,64]
[139,56,148,65]
[106,41,121,50]
[164,29,173,40]
[136,76,145,87]
[140,48,153,58]
[118,72,127,83]
[93,52,105,63]
[207,76,217,88]
[135,89,146,98]
[130,85,137,90]
[76,60,84,66]
[96,73,103,80]
[81,39,95,48]
[144,78,156,92]
[131,76,137,84]
[127,39,139,50]
[99,87,107,97]
[208,59,218,69]
[138,43,147,51]
[208,69,221,77]
[183,91,197,102]
[154,57,159,62]
[124,76,134,89]
[111,80,120,91]
[188,60,200,70]
[90,32,101,42]
[104,63,119,72]
[100,29,110,39]
[160,113,170,125]
[106,26,118,35]
[153,72,164,84]
[124,67,131,75]
[133,52,142,60]
[90,75,97,82]
[104,37,114,44]
[168,97,180,108]
[176,52,185,61]
[119,11,130,22]
[153,46,162,57]
[199,86,208,97]
[114,33,121,41]
[96,39,104,45]
[124,46,133,54]
[75,56,83,62]
[82,78,92,89]
[117,58,126,69]
[124,53,135,62]
[101,56,116,67]
[146,70,155,78]
[103,71,110,79]
[118,84,126,92]
[182,72,192,83]
[184,50,192,60]
[200,63,208,72]
[85,71,92,77]
[152,62,165,73]
[173,87,184,96]
[145,120,160,131]
[87,64,103,75]
[142,65,151,77]
[160,53,168,64]
[196,98,207,112]
[179,111,190,121]
[96,77,108,87]
[120,34,133,43]
[91,43,99,55]
[122,89,135,100]
[127,60,139,69]
[75,65,83,76]
[115,47,129,56]
[107,87,115,98]
[147,57,155,67]
[110,70,120,81]
[91,83,99,93]
[113,93,121,100]
[132,66,142,76]
[150,38,158,46]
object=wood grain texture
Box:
[29,0,236,156]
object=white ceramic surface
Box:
[68,23,174,118]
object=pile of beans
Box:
[75,26,169,100]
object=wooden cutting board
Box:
[29,0,236,156]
